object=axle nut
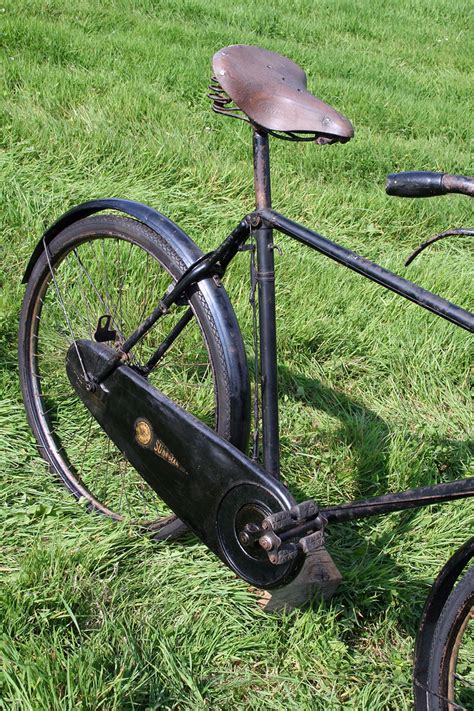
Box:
[259,534,274,551]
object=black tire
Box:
[19,214,249,538]
[426,565,474,710]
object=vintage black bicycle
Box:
[18,45,473,709]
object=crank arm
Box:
[67,339,302,589]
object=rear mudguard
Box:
[23,198,251,452]
[413,537,474,708]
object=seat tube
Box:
[252,128,280,477]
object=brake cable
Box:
[405,228,474,266]
[249,223,261,461]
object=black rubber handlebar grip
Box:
[386,171,447,198]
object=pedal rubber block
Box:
[259,547,342,613]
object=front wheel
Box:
[19,214,249,537]
[425,565,474,710]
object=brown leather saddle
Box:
[211,45,354,144]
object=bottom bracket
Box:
[216,483,301,589]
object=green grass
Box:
[1,0,473,708]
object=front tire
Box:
[426,566,474,710]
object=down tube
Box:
[260,209,474,332]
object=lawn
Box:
[1,0,473,708]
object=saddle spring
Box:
[208,78,249,123]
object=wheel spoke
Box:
[21,219,220,530]
[43,239,88,381]
[72,248,126,340]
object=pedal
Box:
[259,547,342,612]
[255,500,342,611]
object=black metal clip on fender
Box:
[122,214,254,344]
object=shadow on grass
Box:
[278,363,391,501]
[160,364,471,641]
[0,316,19,373]
[277,364,473,637]
[4,309,471,640]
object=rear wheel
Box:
[426,566,474,710]
[19,214,248,537]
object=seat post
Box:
[252,128,280,478]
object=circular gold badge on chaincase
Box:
[135,418,153,447]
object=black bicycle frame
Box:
[250,129,473,480]
[253,130,280,477]
[112,128,473,523]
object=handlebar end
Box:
[386,172,447,198]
